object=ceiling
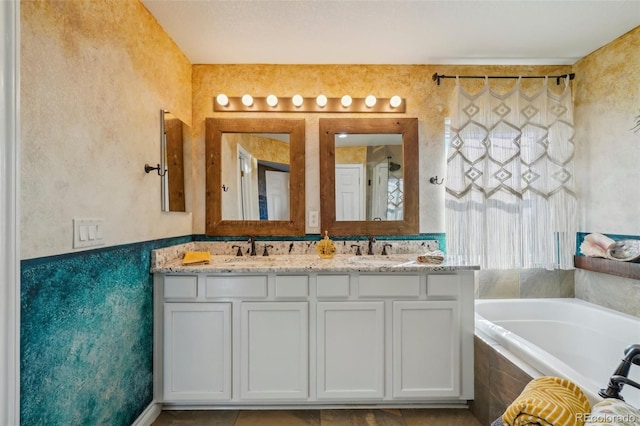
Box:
[141,0,640,65]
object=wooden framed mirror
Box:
[161,110,189,212]
[205,118,305,236]
[319,117,419,236]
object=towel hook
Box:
[429,176,444,185]
[144,163,166,177]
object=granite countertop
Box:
[152,252,479,274]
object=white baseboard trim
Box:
[132,401,162,426]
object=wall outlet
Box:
[73,218,105,249]
[308,211,319,228]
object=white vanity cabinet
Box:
[392,274,464,399]
[240,301,309,400]
[392,300,459,398]
[163,302,231,401]
[316,301,385,399]
[154,269,475,408]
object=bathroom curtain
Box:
[445,77,576,270]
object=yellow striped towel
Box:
[182,251,211,265]
[502,376,591,426]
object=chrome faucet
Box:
[367,236,376,255]
[247,236,257,256]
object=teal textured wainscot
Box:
[20,236,191,426]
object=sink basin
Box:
[347,255,416,266]
[212,256,279,265]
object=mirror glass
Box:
[206,118,306,236]
[221,133,290,221]
[162,110,189,212]
[334,133,403,221]
[320,118,419,236]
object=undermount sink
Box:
[213,256,279,264]
[347,255,416,266]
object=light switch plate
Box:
[73,218,105,249]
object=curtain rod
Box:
[432,72,575,86]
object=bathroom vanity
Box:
[152,250,478,408]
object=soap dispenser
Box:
[316,231,336,259]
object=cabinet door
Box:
[392,301,460,398]
[240,302,309,400]
[163,303,231,401]
[317,301,385,399]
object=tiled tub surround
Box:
[477,268,575,299]
[575,269,640,318]
[152,243,478,409]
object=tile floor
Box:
[152,408,483,425]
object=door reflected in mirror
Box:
[335,133,403,221]
[221,133,290,221]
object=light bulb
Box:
[216,94,229,106]
[365,95,377,107]
[316,94,328,107]
[390,95,402,108]
[341,95,352,107]
[292,94,304,107]
[266,94,278,107]
[241,94,253,107]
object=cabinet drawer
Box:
[164,276,198,300]
[316,275,350,298]
[275,275,309,298]
[205,276,268,298]
[359,275,420,297]
[427,275,459,299]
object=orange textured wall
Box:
[21,0,193,258]
[573,26,640,235]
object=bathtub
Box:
[475,298,640,407]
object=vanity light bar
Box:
[213,95,406,113]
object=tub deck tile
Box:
[471,336,533,425]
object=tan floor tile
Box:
[370,409,406,425]
[402,408,482,426]
[320,409,375,426]
[152,410,239,426]
[191,410,240,425]
[320,409,405,426]
[234,409,320,426]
